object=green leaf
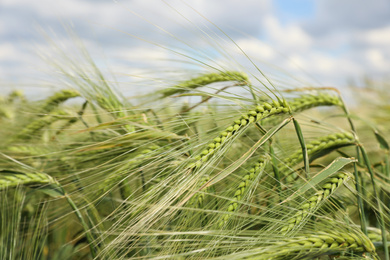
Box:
[359,144,389,259]
[37,184,65,198]
[285,157,356,203]
[374,130,389,151]
[293,118,309,177]
[309,143,354,162]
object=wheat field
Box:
[1,4,389,260]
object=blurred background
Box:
[0,0,389,98]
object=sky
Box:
[0,0,389,98]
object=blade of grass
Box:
[353,161,368,235]
[292,118,309,178]
[374,130,389,150]
[283,157,356,204]
[359,143,389,260]
[36,183,98,258]
[269,141,281,202]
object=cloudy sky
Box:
[0,0,389,97]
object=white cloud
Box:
[234,38,275,60]
[0,43,19,61]
[365,49,388,71]
[263,15,312,51]
[304,0,390,36]
[115,46,170,63]
[289,52,361,76]
[0,0,389,96]
[2,0,109,19]
[362,26,390,46]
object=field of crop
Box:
[1,8,390,260]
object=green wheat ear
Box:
[261,92,342,126]
[7,90,25,103]
[218,156,267,228]
[289,92,342,112]
[251,229,376,260]
[0,171,58,190]
[188,93,345,174]
[15,110,69,140]
[160,70,249,97]
[280,172,351,233]
[279,132,355,181]
[367,227,390,250]
[39,89,80,114]
[188,98,289,171]
[184,99,287,211]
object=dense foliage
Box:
[0,46,389,260]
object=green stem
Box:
[64,193,97,258]
[248,84,259,103]
[90,102,102,124]
[292,118,309,178]
[269,142,281,202]
[359,144,389,260]
[255,122,268,135]
[78,100,90,128]
[340,100,370,237]
[340,96,361,161]
[385,153,389,178]
[353,162,367,235]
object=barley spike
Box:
[161,71,249,97]
[218,156,267,228]
[188,98,289,170]
[16,110,69,139]
[280,172,350,233]
[289,92,342,112]
[278,132,355,181]
[0,171,58,190]
[40,89,80,114]
[249,230,376,260]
